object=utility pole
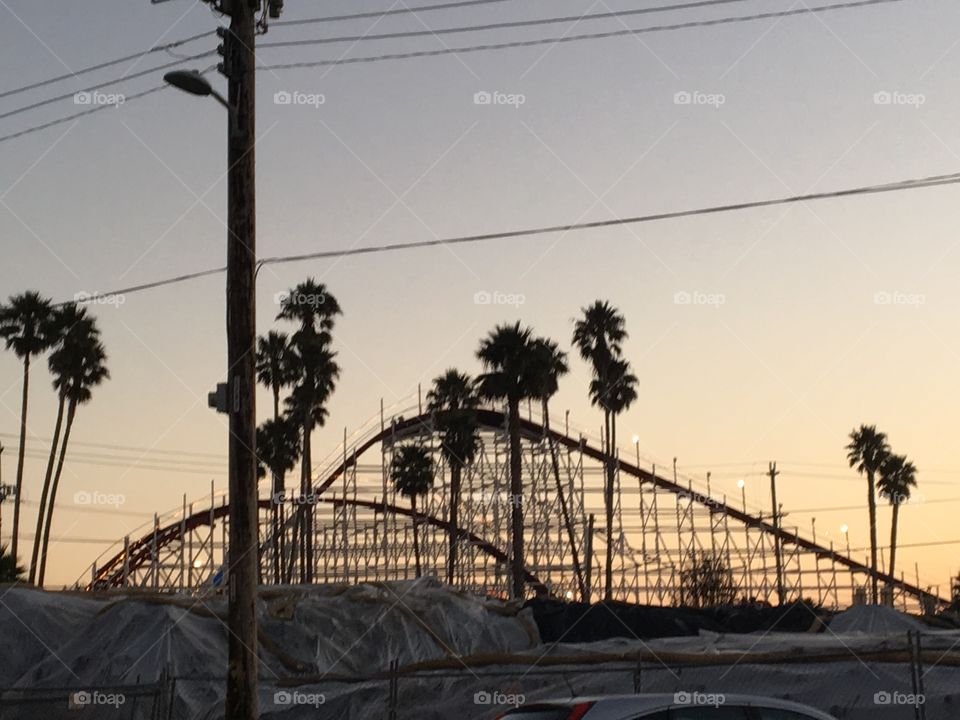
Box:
[221,1,263,718]
[768,461,785,606]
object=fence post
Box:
[388,658,399,720]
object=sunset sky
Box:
[1,0,959,591]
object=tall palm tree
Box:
[846,424,891,603]
[256,416,301,583]
[877,453,917,589]
[476,322,540,598]
[573,300,631,601]
[277,280,341,583]
[0,291,55,561]
[529,337,586,601]
[390,445,434,578]
[28,304,90,583]
[427,369,480,585]
[0,545,25,583]
[37,323,109,586]
[256,331,296,422]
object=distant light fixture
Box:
[564,590,574,600]
[737,479,746,489]
[632,435,640,445]
[840,524,849,534]
[193,558,204,569]
[164,70,214,97]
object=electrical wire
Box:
[61,170,960,307]
[262,0,908,70]
[261,0,765,48]
[0,31,213,101]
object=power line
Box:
[65,170,960,306]
[1,0,904,125]
[0,431,223,459]
[261,0,763,48]
[0,31,213,101]
[0,83,170,145]
[0,51,215,122]
[274,0,521,26]
[262,0,908,70]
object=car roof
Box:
[526,694,835,719]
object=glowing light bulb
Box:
[737,479,746,489]
[840,524,849,534]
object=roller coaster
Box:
[80,399,948,611]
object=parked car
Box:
[493,694,838,720]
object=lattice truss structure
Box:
[83,404,946,613]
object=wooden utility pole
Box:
[768,461,785,606]
[222,2,259,718]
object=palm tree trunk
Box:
[867,470,879,603]
[604,409,614,601]
[888,502,900,590]
[412,495,422,578]
[11,357,30,563]
[38,401,76,587]
[508,397,524,599]
[271,383,282,585]
[301,413,313,584]
[446,463,461,585]
[543,399,586,601]
[28,392,65,583]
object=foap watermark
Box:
[874,290,925,308]
[74,91,125,107]
[473,90,526,108]
[474,290,526,307]
[674,691,725,708]
[678,490,720,510]
[271,491,320,507]
[876,490,925,506]
[873,91,925,109]
[275,290,331,310]
[673,290,726,308]
[273,690,326,708]
[674,90,725,108]
[474,690,525,708]
[74,290,126,308]
[273,90,326,109]
[68,690,126,710]
[874,691,925,707]
[74,490,125,508]
[470,490,523,508]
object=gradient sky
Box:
[2,0,959,590]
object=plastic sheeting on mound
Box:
[828,604,927,634]
[0,578,540,718]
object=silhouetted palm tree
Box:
[427,369,480,585]
[390,445,434,578]
[877,453,917,588]
[0,291,55,561]
[37,319,109,585]
[529,337,586,601]
[277,281,341,582]
[476,322,540,598]
[29,303,90,583]
[846,424,891,603]
[257,416,301,583]
[573,300,632,600]
[0,545,25,583]
[256,330,297,421]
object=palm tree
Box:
[28,303,90,583]
[0,545,25,583]
[0,291,55,561]
[390,445,434,578]
[573,300,632,600]
[256,416,301,583]
[476,322,540,598]
[277,282,341,583]
[846,424,891,603]
[37,322,109,586]
[877,453,917,589]
[427,369,480,585]
[256,331,297,421]
[529,337,586,601]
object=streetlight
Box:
[164,11,259,717]
[632,435,640,468]
[737,478,746,512]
